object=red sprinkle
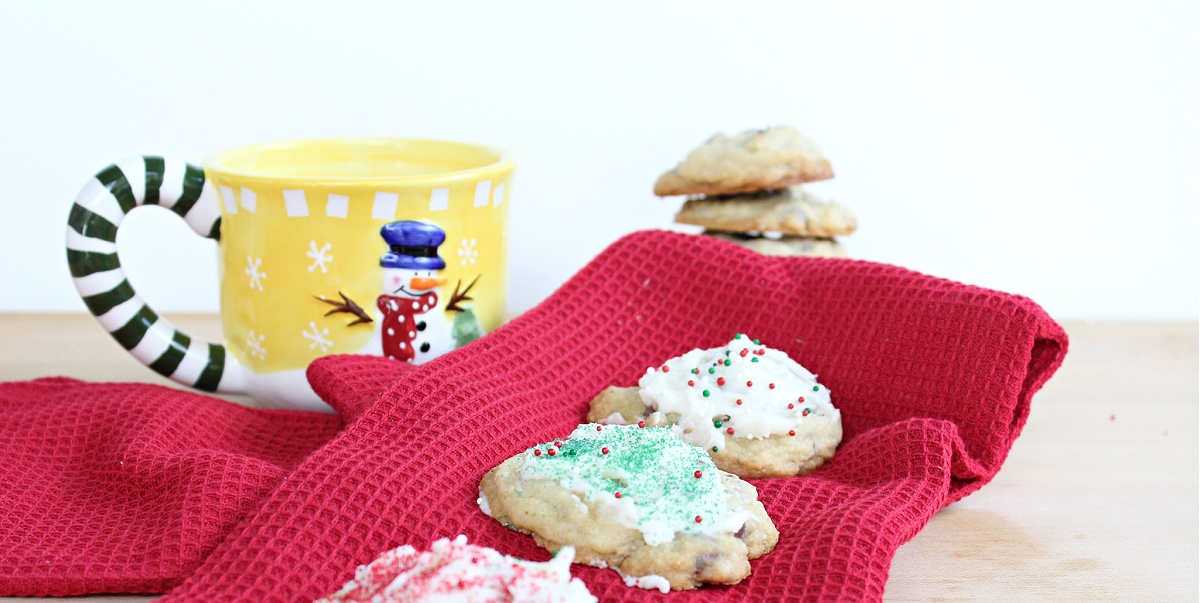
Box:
[755,349,765,356]
[799,397,805,403]
[788,403,795,409]
[736,399,743,406]
[802,409,810,416]
[789,430,796,436]
[688,380,695,387]
[717,377,726,386]
[534,449,541,456]
[726,427,734,435]
[739,349,749,357]
[694,470,703,478]
[638,421,646,428]
[746,381,753,387]
[601,447,610,455]
[596,425,603,431]
[554,440,563,448]
[614,492,622,498]
[547,448,556,456]
[662,365,669,372]
[694,516,703,523]
[769,383,776,390]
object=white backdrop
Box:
[2,1,1196,320]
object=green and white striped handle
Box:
[66,156,245,394]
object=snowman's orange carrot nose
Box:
[409,276,446,290]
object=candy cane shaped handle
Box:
[66,156,246,394]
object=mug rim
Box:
[202,137,516,185]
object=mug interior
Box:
[205,138,513,182]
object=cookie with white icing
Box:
[478,424,778,591]
[653,126,834,197]
[587,334,843,479]
[703,231,847,258]
[317,535,596,602]
[676,187,857,238]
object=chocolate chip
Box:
[420,342,431,352]
[694,552,720,579]
[417,321,427,331]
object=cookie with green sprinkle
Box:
[478,424,778,592]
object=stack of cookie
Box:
[653,126,856,257]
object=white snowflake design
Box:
[457,238,478,266]
[246,330,266,360]
[302,321,332,352]
[245,256,266,291]
[306,241,333,274]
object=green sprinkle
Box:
[751,357,759,363]
[753,339,760,345]
[723,359,731,366]
[714,420,723,428]
[734,333,742,339]
[813,385,820,391]
[725,350,731,356]
[702,390,710,397]
[522,424,726,539]
[708,367,715,374]
[712,446,719,452]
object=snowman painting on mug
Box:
[317,220,485,365]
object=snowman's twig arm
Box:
[446,275,480,313]
[315,291,374,326]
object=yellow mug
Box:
[66,138,515,411]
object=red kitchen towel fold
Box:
[0,357,413,596]
[162,230,1067,602]
[0,228,1070,600]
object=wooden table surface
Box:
[0,315,1195,602]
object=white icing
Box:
[594,489,640,527]
[569,493,589,516]
[477,490,492,517]
[595,411,628,425]
[638,335,840,450]
[618,570,672,593]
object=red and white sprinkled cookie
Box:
[316,535,596,603]
[587,334,843,479]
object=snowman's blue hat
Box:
[380,221,446,270]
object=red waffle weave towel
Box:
[0,231,1067,601]
[0,356,411,597]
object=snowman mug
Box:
[66,138,515,411]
